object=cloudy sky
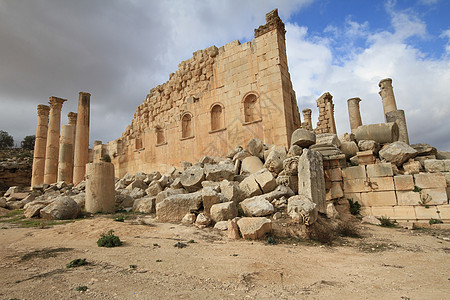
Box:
[0,0,449,150]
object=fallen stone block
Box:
[298,149,326,213]
[379,141,418,166]
[253,168,277,193]
[315,133,341,147]
[146,181,163,197]
[264,146,287,174]
[133,196,156,213]
[227,217,241,239]
[287,195,318,225]
[239,176,262,198]
[283,156,299,176]
[214,221,228,230]
[202,187,222,216]
[410,143,437,156]
[239,196,274,217]
[358,140,380,154]
[180,165,205,192]
[40,196,80,220]
[291,128,316,147]
[237,217,272,240]
[246,138,265,159]
[353,122,399,144]
[210,201,238,222]
[24,201,50,218]
[204,163,235,182]
[240,156,264,175]
[195,213,211,228]
[340,141,359,158]
[403,160,422,174]
[156,191,203,222]
[361,215,381,225]
[287,145,303,158]
[220,180,245,203]
[126,179,148,191]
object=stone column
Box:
[347,97,363,131]
[57,112,77,183]
[378,78,397,120]
[302,109,313,131]
[31,105,50,187]
[326,101,337,134]
[73,92,90,185]
[386,110,409,144]
[85,162,115,213]
[43,97,67,184]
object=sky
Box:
[0,0,449,150]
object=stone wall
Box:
[107,9,301,177]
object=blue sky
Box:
[0,0,449,150]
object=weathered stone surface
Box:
[39,196,80,220]
[226,145,243,159]
[246,138,265,159]
[129,187,146,199]
[202,187,222,216]
[204,163,235,182]
[210,201,238,222]
[239,176,262,198]
[366,163,393,178]
[361,215,381,225]
[379,142,418,166]
[133,196,156,213]
[233,150,251,162]
[145,171,162,183]
[170,177,183,189]
[227,217,241,239]
[146,181,163,197]
[263,185,295,202]
[283,156,299,175]
[158,174,171,189]
[403,160,421,174]
[195,213,211,228]
[237,217,272,239]
[126,179,148,191]
[239,196,274,217]
[423,159,445,173]
[358,140,380,154]
[240,156,264,175]
[155,188,187,204]
[264,146,287,174]
[276,174,298,194]
[4,186,20,197]
[393,175,414,191]
[156,191,203,222]
[436,151,450,160]
[180,165,204,192]
[340,141,359,158]
[115,193,134,208]
[315,133,341,147]
[287,144,303,158]
[325,182,344,200]
[214,221,228,230]
[24,201,49,218]
[253,168,277,193]
[326,203,339,219]
[287,195,318,225]
[339,132,355,142]
[298,149,326,213]
[220,180,244,203]
[353,122,399,144]
[181,212,196,224]
[411,143,437,156]
[291,128,316,147]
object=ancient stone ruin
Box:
[2,9,449,238]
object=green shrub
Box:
[348,199,361,215]
[267,235,277,245]
[377,216,397,227]
[75,285,88,292]
[97,230,122,247]
[429,218,443,225]
[114,215,125,222]
[66,258,87,268]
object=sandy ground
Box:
[0,215,449,300]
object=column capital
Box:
[347,97,361,104]
[379,78,393,88]
[48,96,67,110]
[302,108,312,115]
[37,104,50,116]
[68,112,77,125]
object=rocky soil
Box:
[0,215,449,299]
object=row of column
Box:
[346,78,409,144]
[31,92,90,187]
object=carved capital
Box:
[67,112,77,125]
[48,96,67,110]
[37,104,50,116]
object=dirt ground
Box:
[0,214,449,300]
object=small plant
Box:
[129,264,137,269]
[377,216,397,227]
[413,186,422,193]
[174,242,187,248]
[114,215,125,222]
[267,235,277,245]
[429,218,443,225]
[153,243,160,247]
[75,285,88,292]
[67,258,87,268]
[187,239,195,243]
[156,259,162,262]
[97,230,122,247]
[101,154,111,162]
[348,199,361,216]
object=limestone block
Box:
[359,207,371,216]
[414,206,440,220]
[403,160,422,175]
[195,213,211,228]
[237,217,272,240]
[368,177,395,191]
[210,201,238,222]
[155,188,187,205]
[202,187,222,216]
[261,185,295,202]
[146,181,163,197]
[282,156,299,176]
[410,143,437,156]
[325,182,344,200]
[343,179,370,193]
[315,133,341,147]
[360,191,397,207]
[239,196,274,217]
[246,138,265,159]
[423,159,445,173]
[370,206,395,218]
[342,166,366,180]
[366,163,393,178]
[40,196,81,220]
[444,172,450,186]
[287,145,303,158]
[126,179,148,191]
[379,141,418,166]
[291,128,316,147]
[129,187,146,199]
[287,195,318,225]
[393,206,416,220]
[436,151,450,160]
[353,122,399,144]
[233,150,251,162]
[298,149,326,213]
[358,140,380,154]
[414,155,436,168]
[394,175,414,191]
[170,177,183,189]
[226,145,243,159]
[361,215,381,225]
[156,191,203,222]
[239,176,262,198]
[133,196,156,213]
[324,168,342,182]
[240,156,264,175]
[444,159,450,172]
[180,165,204,192]
[345,192,362,204]
[420,188,448,205]
[204,163,235,182]
[396,191,421,206]
[264,146,287,174]
[340,141,359,158]
[24,202,48,218]
[437,205,450,219]
[115,193,134,208]
[357,150,375,165]
[414,173,446,189]
[181,213,196,224]
[253,169,277,193]
[227,217,241,239]
[276,175,298,194]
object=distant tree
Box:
[0,130,14,149]
[21,135,36,150]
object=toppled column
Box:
[347,97,363,131]
[73,92,90,185]
[44,97,67,184]
[353,122,399,144]
[85,162,115,213]
[298,149,326,214]
[302,109,313,130]
[378,78,397,119]
[57,112,77,183]
[31,105,50,187]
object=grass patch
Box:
[97,230,122,247]
[66,258,88,268]
[0,209,23,219]
[429,218,443,225]
[377,216,397,227]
